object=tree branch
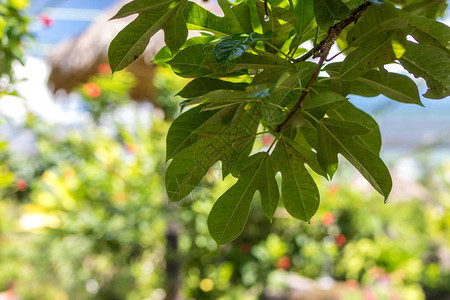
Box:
[275,2,371,133]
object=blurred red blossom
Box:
[39,14,53,27]
[16,178,27,191]
[97,63,110,75]
[277,255,290,270]
[321,211,334,226]
[335,234,346,247]
[83,82,101,98]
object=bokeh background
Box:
[0,0,449,299]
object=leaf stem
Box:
[275,2,371,133]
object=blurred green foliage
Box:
[1,111,450,299]
[0,0,30,96]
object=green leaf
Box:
[179,85,268,108]
[214,34,254,72]
[285,134,328,178]
[399,41,450,99]
[165,104,260,201]
[207,152,279,244]
[217,0,247,33]
[355,70,423,105]
[262,62,316,126]
[232,2,253,33]
[167,44,211,78]
[166,105,217,160]
[317,117,392,200]
[313,0,350,30]
[290,0,314,37]
[316,123,339,178]
[303,91,348,118]
[110,0,176,20]
[231,51,294,71]
[109,7,173,73]
[327,102,382,154]
[402,0,448,20]
[177,78,249,98]
[346,3,408,47]
[402,11,450,50]
[108,1,188,73]
[183,1,243,35]
[272,138,320,222]
[163,0,188,54]
[152,35,214,67]
[256,2,297,51]
[339,32,399,80]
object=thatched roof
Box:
[47,0,221,101]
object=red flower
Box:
[16,178,27,191]
[261,134,274,147]
[277,255,291,270]
[335,234,347,247]
[321,211,334,226]
[83,82,101,98]
[39,14,54,27]
[97,63,110,75]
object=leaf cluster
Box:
[108,0,450,244]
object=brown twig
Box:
[275,2,371,133]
